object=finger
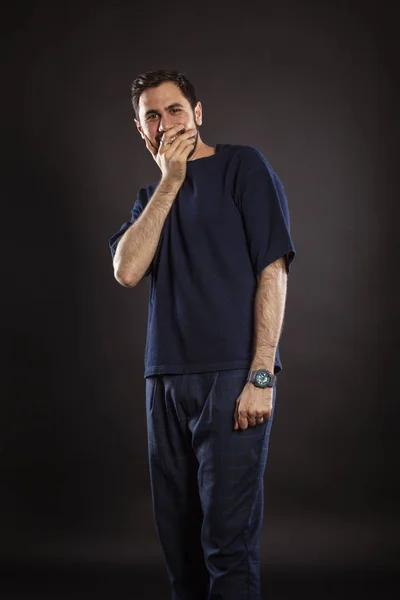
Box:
[233,404,239,430]
[160,124,187,146]
[263,404,273,419]
[234,398,241,430]
[166,123,186,136]
[164,129,196,155]
[248,417,257,427]
[238,412,248,430]
[175,137,197,158]
[163,138,196,162]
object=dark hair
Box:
[130,69,197,119]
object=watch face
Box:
[255,370,271,388]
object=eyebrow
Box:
[144,103,184,117]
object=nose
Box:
[158,113,174,133]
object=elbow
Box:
[113,265,137,288]
[115,275,137,288]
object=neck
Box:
[188,136,216,161]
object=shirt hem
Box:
[144,359,282,378]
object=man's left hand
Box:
[233,383,273,430]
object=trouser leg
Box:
[186,369,276,600]
[145,375,209,600]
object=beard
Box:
[186,130,199,160]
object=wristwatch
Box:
[247,369,277,388]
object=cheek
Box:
[174,113,193,126]
[144,122,159,137]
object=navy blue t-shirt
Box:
[109,144,296,378]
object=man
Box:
[109,70,296,600]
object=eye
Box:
[146,113,158,121]
[171,108,181,114]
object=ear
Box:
[135,118,145,139]
[194,101,203,126]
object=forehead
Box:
[138,82,189,114]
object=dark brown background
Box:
[2,0,398,598]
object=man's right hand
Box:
[143,124,197,186]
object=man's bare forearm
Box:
[250,257,288,372]
[113,179,180,287]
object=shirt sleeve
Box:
[235,147,296,276]
[108,188,152,278]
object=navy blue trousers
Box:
[145,368,276,600]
